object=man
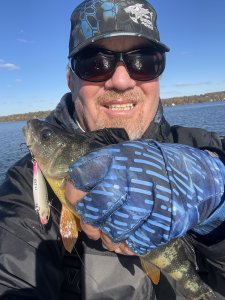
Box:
[1,0,225,299]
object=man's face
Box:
[68,36,161,140]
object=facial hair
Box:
[94,89,147,140]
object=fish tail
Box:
[143,238,217,299]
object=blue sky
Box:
[0,0,225,116]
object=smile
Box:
[107,103,135,111]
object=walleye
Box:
[23,119,129,252]
[23,119,217,300]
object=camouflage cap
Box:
[68,0,169,57]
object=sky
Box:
[0,0,225,116]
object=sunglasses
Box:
[69,47,166,82]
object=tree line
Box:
[0,91,225,122]
[162,91,225,106]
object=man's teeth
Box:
[108,104,134,110]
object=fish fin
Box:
[60,205,80,253]
[140,257,161,285]
[46,176,80,219]
[46,177,65,204]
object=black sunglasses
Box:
[69,47,166,82]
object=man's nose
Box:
[104,62,136,91]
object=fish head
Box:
[23,118,130,179]
[23,119,84,178]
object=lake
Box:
[0,101,225,184]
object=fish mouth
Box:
[22,124,29,141]
[23,121,39,152]
[22,124,33,152]
[22,125,27,135]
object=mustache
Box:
[96,89,144,105]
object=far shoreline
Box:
[0,90,224,123]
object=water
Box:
[0,120,28,183]
[0,101,225,184]
[164,101,225,135]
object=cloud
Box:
[17,38,33,44]
[15,78,23,83]
[0,63,20,70]
[175,81,212,88]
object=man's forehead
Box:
[93,36,152,51]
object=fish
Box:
[23,119,129,252]
[23,119,217,300]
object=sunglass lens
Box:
[74,50,116,82]
[125,50,165,81]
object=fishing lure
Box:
[33,159,50,225]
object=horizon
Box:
[1,90,224,118]
[1,0,225,116]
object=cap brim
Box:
[69,32,170,58]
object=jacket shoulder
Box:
[170,125,224,149]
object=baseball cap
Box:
[68,0,170,58]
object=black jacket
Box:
[1,93,225,300]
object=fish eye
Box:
[41,129,53,141]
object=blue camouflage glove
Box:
[69,140,225,255]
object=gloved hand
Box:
[68,140,225,255]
